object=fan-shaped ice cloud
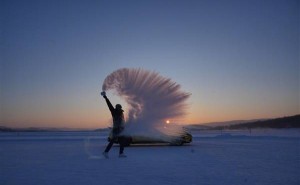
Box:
[102,68,190,135]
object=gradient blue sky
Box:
[1,0,299,128]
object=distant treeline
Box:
[0,126,66,132]
[0,126,16,132]
[214,114,300,130]
[0,126,97,132]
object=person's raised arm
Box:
[101,91,114,113]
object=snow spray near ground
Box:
[84,136,104,159]
[102,68,191,137]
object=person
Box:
[101,91,127,158]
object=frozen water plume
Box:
[102,68,191,140]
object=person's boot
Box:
[119,153,127,158]
[102,152,109,159]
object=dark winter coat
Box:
[104,96,125,137]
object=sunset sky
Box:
[1,0,299,128]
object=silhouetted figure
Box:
[101,91,127,158]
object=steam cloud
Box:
[102,68,190,135]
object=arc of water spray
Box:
[102,68,191,135]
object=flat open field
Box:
[1,129,299,185]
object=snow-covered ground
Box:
[1,129,299,185]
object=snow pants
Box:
[104,136,126,154]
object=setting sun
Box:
[166,120,170,124]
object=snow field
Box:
[0,130,299,185]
